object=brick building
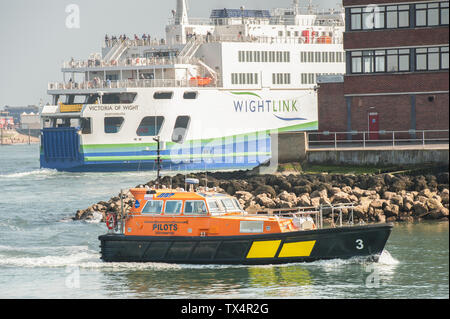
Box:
[318,0,449,140]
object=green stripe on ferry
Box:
[84,151,271,162]
[81,121,318,152]
[230,92,262,99]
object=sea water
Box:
[0,144,448,299]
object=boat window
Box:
[207,200,222,213]
[233,198,243,211]
[142,200,163,214]
[171,116,190,143]
[164,200,183,215]
[104,117,124,134]
[184,201,208,215]
[153,92,173,99]
[136,116,164,136]
[221,198,236,210]
[80,118,92,134]
[183,91,198,99]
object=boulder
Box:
[253,185,276,198]
[278,191,297,204]
[383,202,400,217]
[255,194,276,208]
[426,198,444,213]
[331,191,352,204]
[352,187,365,198]
[234,191,254,203]
[310,197,321,208]
[413,201,428,216]
[297,193,312,207]
[440,189,449,205]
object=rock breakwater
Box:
[75,171,449,224]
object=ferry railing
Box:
[307,130,450,150]
[63,56,199,69]
[103,38,165,48]
[199,34,343,45]
[48,78,220,91]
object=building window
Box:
[351,51,362,73]
[416,46,449,71]
[416,2,449,26]
[351,49,410,73]
[350,46,449,74]
[350,4,410,30]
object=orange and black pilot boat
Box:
[99,179,393,265]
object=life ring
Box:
[106,213,116,230]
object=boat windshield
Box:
[184,200,208,215]
[142,200,163,214]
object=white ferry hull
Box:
[40,88,318,172]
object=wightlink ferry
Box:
[40,0,345,172]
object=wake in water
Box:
[0,169,58,179]
[0,243,399,272]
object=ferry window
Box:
[87,94,100,104]
[136,116,164,136]
[102,93,137,104]
[142,200,163,214]
[183,92,198,99]
[164,200,182,215]
[172,116,190,143]
[80,118,92,134]
[153,92,173,99]
[104,117,124,134]
[184,201,208,215]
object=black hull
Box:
[99,223,393,265]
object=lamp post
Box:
[153,136,161,188]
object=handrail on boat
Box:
[252,203,360,230]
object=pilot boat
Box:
[98,180,393,265]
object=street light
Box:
[153,136,161,188]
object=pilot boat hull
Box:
[99,223,393,265]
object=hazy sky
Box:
[0,0,339,107]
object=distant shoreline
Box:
[0,129,39,145]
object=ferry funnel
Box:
[175,0,189,25]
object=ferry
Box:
[40,0,345,172]
[99,180,393,264]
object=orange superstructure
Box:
[123,188,302,237]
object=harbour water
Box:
[0,144,448,299]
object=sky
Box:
[0,0,339,108]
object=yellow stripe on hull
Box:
[278,240,316,258]
[246,240,281,258]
